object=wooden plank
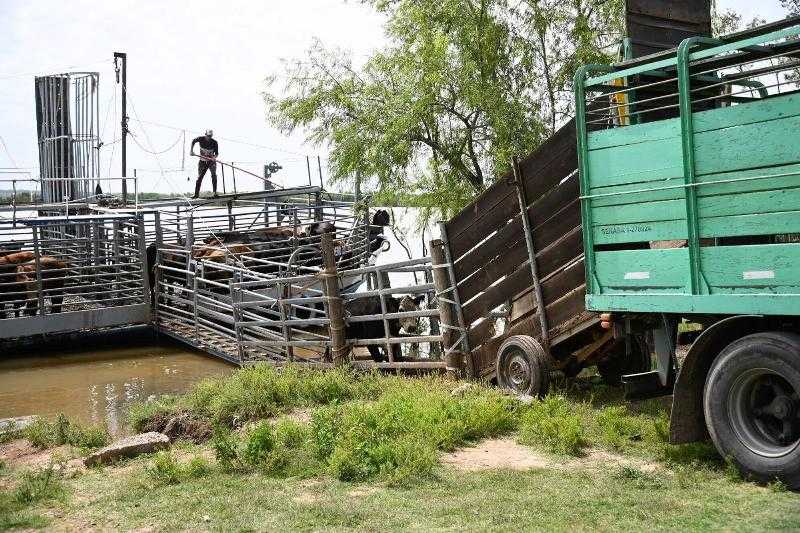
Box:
[444,175,515,242]
[520,119,577,195]
[456,197,581,302]
[466,318,496,349]
[462,252,585,325]
[595,248,688,292]
[461,224,583,323]
[454,175,580,280]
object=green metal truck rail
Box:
[575,21,800,316]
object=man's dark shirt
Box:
[191,136,219,157]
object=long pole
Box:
[114,52,128,206]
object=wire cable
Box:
[0,134,19,168]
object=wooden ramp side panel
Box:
[442,120,585,377]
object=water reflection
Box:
[0,344,233,435]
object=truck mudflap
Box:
[622,316,678,401]
[669,315,768,444]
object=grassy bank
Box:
[2,365,799,531]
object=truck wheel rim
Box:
[728,368,800,458]
[506,352,532,392]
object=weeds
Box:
[210,426,247,473]
[518,396,587,456]
[23,414,110,450]
[183,365,376,425]
[311,382,516,485]
[144,451,212,486]
[127,395,179,433]
[13,463,64,504]
[613,465,664,489]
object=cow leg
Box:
[51,290,63,314]
[367,345,385,362]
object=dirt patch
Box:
[282,409,312,425]
[442,438,661,474]
[572,449,660,473]
[441,438,553,471]
[0,438,86,478]
[347,486,379,498]
[1,439,68,469]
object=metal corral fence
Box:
[154,232,454,370]
[0,213,150,339]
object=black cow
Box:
[346,294,424,362]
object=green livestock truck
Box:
[575,18,800,487]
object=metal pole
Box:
[32,228,45,315]
[511,156,549,349]
[306,156,312,186]
[374,265,394,364]
[114,52,128,206]
[437,221,474,377]
[317,155,323,188]
[431,239,463,376]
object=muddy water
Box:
[0,342,233,435]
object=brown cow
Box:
[15,257,68,315]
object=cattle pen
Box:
[0,186,456,373]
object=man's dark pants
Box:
[194,159,218,197]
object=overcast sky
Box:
[0,0,790,194]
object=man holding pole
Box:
[190,129,219,198]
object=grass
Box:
[143,451,212,486]
[24,458,800,531]
[0,463,64,530]
[518,395,587,456]
[127,365,386,431]
[22,414,110,451]
[5,364,799,530]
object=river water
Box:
[0,338,233,435]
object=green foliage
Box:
[23,414,110,450]
[181,365,372,425]
[310,380,516,485]
[145,451,183,486]
[243,422,275,466]
[13,464,63,504]
[210,426,247,473]
[596,405,647,450]
[266,0,623,221]
[613,465,665,489]
[144,452,213,486]
[518,395,587,456]
[126,396,179,433]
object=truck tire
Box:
[597,336,651,386]
[703,331,800,488]
[496,335,550,398]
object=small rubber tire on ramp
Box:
[703,331,800,489]
[496,335,550,398]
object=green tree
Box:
[265,0,622,220]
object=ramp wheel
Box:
[703,332,800,489]
[496,335,550,398]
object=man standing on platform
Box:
[190,129,219,198]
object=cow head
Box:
[371,209,390,227]
[397,294,425,334]
[306,221,336,237]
